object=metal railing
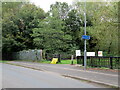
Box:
[77,56,120,69]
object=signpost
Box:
[82,35,90,40]
[84,0,87,70]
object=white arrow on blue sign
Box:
[82,35,90,40]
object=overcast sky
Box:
[30,0,73,12]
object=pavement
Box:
[5,61,119,88]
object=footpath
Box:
[5,61,119,88]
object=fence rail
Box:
[77,56,120,69]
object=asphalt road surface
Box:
[2,63,106,88]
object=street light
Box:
[84,0,87,70]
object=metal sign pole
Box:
[84,0,87,70]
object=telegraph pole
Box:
[84,0,87,70]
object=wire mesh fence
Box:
[2,49,42,61]
[13,49,42,61]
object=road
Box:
[7,61,118,87]
[2,63,105,88]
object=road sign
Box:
[82,35,90,40]
[76,50,81,57]
[98,51,103,56]
[87,52,95,56]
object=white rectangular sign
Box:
[76,50,81,56]
[87,52,95,56]
[98,51,103,56]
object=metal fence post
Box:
[58,54,61,63]
[77,56,78,64]
[110,57,113,69]
[83,56,84,66]
[71,55,74,65]
[45,53,48,60]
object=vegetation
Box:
[39,59,77,64]
[2,1,119,58]
[0,60,8,63]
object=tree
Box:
[2,2,25,52]
[2,2,46,53]
[2,1,118,57]
[74,1,118,56]
[13,3,46,49]
[32,2,74,54]
[64,9,84,51]
[49,2,70,20]
[32,16,72,54]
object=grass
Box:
[39,60,51,64]
[39,59,77,64]
[86,66,110,70]
[0,60,8,63]
[0,59,77,64]
[58,59,77,64]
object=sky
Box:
[30,0,73,12]
[29,0,117,12]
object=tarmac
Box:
[4,61,119,88]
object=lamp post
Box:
[84,0,87,70]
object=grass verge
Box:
[39,59,77,64]
[0,60,8,63]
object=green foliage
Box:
[64,9,84,51]
[90,2,118,56]
[0,60,8,63]
[50,2,70,19]
[74,2,118,56]
[39,59,77,64]
[32,16,72,53]
[2,2,46,53]
[2,1,119,57]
